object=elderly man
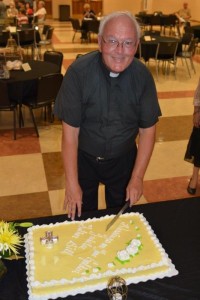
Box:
[54,11,161,220]
[175,2,191,25]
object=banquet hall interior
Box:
[0,0,200,221]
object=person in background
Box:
[54,11,161,220]
[175,2,191,26]
[0,0,6,19]
[16,0,25,10]
[185,78,200,195]
[6,1,18,17]
[17,7,28,26]
[25,1,33,16]
[83,3,96,19]
[81,3,96,40]
[33,0,46,24]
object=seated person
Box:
[25,2,33,16]
[17,8,28,26]
[34,0,46,24]
[0,0,6,19]
[81,3,96,39]
[175,2,191,25]
[16,0,26,10]
[83,3,96,19]
[6,1,18,18]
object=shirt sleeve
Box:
[54,66,82,127]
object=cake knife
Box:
[106,199,130,231]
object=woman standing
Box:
[185,78,200,195]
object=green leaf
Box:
[16,222,33,228]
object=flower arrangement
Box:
[0,221,32,260]
[0,221,32,280]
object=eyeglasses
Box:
[101,36,136,49]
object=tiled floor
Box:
[0,20,200,221]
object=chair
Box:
[21,73,63,137]
[36,26,54,59]
[70,18,83,42]
[181,32,194,50]
[17,29,35,59]
[43,50,63,73]
[161,14,178,36]
[0,30,10,47]
[154,41,178,80]
[0,80,18,140]
[176,38,198,78]
[87,20,100,42]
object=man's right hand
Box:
[64,182,83,220]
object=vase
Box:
[0,259,7,281]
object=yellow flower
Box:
[0,221,23,258]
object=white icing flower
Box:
[117,250,130,261]
[130,239,141,247]
[126,244,138,256]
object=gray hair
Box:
[98,11,141,41]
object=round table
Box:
[191,25,200,39]
[137,35,181,62]
[5,60,60,102]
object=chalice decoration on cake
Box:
[40,231,59,248]
[107,276,128,300]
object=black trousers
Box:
[78,146,137,212]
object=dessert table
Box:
[0,197,200,300]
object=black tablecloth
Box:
[137,35,181,62]
[1,60,60,103]
[191,26,200,39]
[0,198,200,300]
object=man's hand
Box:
[64,181,83,220]
[126,176,143,206]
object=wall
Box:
[152,0,199,21]
[52,0,200,22]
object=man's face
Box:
[98,16,139,73]
[183,3,188,9]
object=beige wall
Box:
[52,0,200,22]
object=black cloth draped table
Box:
[191,25,200,39]
[136,35,182,62]
[0,197,200,300]
[1,60,60,103]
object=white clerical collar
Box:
[109,72,119,77]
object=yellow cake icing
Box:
[25,212,178,300]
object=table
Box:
[191,25,200,39]
[137,35,181,62]
[0,197,200,300]
[2,60,60,103]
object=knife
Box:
[106,199,130,231]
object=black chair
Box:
[36,26,54,59]
[0,30,10,47]
[21,73,63,137]
[161,14,178,36]
[154,41,178,79]
[87,20,100,42]
[70,18,83,42]
[43,50,63,73]
[17,29,35,59]
[181,32,194,50]
[177,38,198,78]
[0,80,18,140]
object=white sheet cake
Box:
[24,212,178,300]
